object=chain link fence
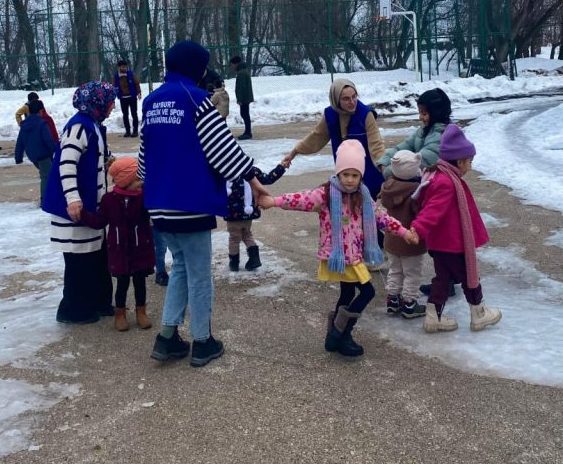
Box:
[0,0,523,91]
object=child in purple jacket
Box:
[81,157,155,331]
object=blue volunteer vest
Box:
[324,100,384,199]
[141,72,228,216]
[42,113,102,220]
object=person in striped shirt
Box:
[43,81,116,324]
[142,41,269,368]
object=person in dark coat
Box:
[81,156,155,332]
[224,160,288,272]
[14,99,56,207]
[114,59,142,137]
[229,56,254,140]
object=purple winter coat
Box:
[81,187,155,276]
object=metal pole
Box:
[47,0,55,94]
[328,0,334,82]
[434,0,439,76]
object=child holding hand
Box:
[409,124,502,333]
[81,157,155,331]
[259,140,415,358]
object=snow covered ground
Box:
[1,56,562,141]
[1,54,562,456]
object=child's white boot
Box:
[469,302,502,331]
[423,303,458,333]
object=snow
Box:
[467,103,563,214]
[363,246,563,389]
[1,54,563,457]
[1,55,562,141]
[545,229,563,249]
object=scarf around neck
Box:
[436,159,479,288]
[328,175,383,273]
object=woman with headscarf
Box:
[283,78,385,200]
[43,81,117,324]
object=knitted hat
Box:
[72,81,116,123]
[391,150,422,180]
[335,140,365,176]
[439,124,476,161]
[109,157,138,188]
[165,40,210,83]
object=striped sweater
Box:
[49,123,107,253]
[138,97,255,232]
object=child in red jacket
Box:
[410,124,502,333]
[81,157,155,331]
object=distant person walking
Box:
[229,55,254,140]
[114,59,142,137]
[14,100,56,207]
[15,92,40,125]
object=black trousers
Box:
[57,246,113,323]
[120,97,138,134]
[336,281,376,314]
[115,272,147,308]
[240,103,251,135]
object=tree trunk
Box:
[72,0,99,84]
[227,0,241,60]
[12,0,42,88]
[176,0,188,42]
[245,0,258,69]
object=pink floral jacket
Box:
[274,186,407,265]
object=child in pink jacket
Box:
[410,124,502,333]
[259,140,415,358]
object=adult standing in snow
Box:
[283,78,385,201]
[229,55,254,140]
[141,40,268,367]
[114,60,142,137]
[42,81,116,324]
[14,99,56,207]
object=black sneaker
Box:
[155,271,169,286]
[400,300,426,319]
[386,294,401,315]
[238,133,252,140]
[131,131,138,137]
[190,336,224,367]
[123,132,131,138]
[150,329,190,361]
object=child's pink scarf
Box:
[436,159,479,288]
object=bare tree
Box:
[12,0,42,87]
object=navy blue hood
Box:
[165,41,210,83]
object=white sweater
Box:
[50,123,107,253]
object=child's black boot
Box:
[228,254,240,272]
[325,306,363,358]
[245,245,262,270]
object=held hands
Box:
[67,200,83,223]
[403,227,420,245]
[281,148,298,168]
[257,195,275,210]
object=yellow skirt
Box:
[317,261,371,285]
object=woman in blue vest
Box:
[283,78,385,200]
[43,81,116,324]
